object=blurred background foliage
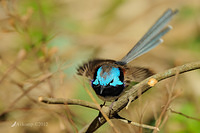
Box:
[0,0,200,133]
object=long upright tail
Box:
[119,9,178,65]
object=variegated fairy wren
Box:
[77,9,178,102]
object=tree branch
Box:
[84,61,200,132]
[38,97,99,111]
[39,61,200,132]
[169,108,200,121]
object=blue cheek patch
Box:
[93,66,123,86]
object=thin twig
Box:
[0,73,53,116]
[75,77,120,133]
[1,57,30,78]
[39,97,98,111]
[119,119,159,131]
[153,71,180,133]
[0,49,27,84]
[10,79,37,103]
[169,108,200,121]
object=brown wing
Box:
[125,67,154,83]
[77,59,116,80]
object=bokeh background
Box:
[0,0,200,133]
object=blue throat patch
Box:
[93,66,123,86]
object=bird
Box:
[77,9,178,103]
